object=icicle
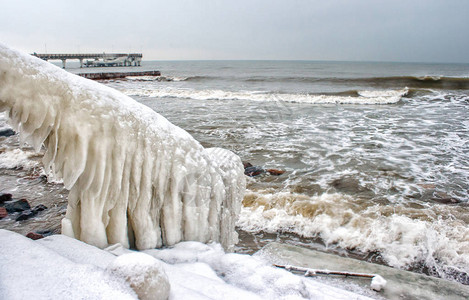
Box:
[0,43,246,250]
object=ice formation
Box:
[370,275,387,292]
[1,230,375,299]
[106,252,170,300]
[0,44,245,250]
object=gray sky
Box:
[1,0,468,63]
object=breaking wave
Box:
[122,87,408,105]
[124,74,469,90]
[244,75,469,90]
[238,190,469,284]
[125,75,190,82]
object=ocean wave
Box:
[244,75,469,89]
[125,75,189,82]
[124,75,216,82]
[125,74,469,89]
[238,190,469,284]
[122,87,408,105]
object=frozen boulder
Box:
[106,252,170,300]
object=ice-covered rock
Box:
[370,275,387,291]
[106,252,170,300]
[1,230,374,299]
[0,43,245,250]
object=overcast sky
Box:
[1,0,468,63]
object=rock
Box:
[4,199,31,213]
[244,166,265,177]
[15,210,37,221]
[371,275,387,291]
[0,207,7,219]
[33,204,48,212]
[432,197,461,204]
[330,176,374,197]
[244,162,286,176]
[13,204,47,221]
[418,183,436,189]
[433,192,461,204]
[266,169,286,176]
[0,193,13,205]
[36,230,54,236]
[26,232,45,240]
[0,128,15,137]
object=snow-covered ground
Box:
[0,230,374,299]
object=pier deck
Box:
[78,70,161,80]
[32,53,143,68]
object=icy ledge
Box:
[0,44,245,250]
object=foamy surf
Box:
[122,87,408,105]
[125,75,188,82]
[238,190,469,284]
[0,149,40,170]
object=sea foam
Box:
[238,190,469,283]
[122,87,408,104]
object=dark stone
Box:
[15,210,37,221]
[331,176,361,193]
[433,191,461,204]
[4,199,31,213]
[243,162,253,169]
[26,232,45,240]
[432,197,461,204]
[0,207,7,219]
[0,193,13,205]
[36,230,53,236]
[0,129,15,137]
[244,166,265,177]
[266,169,286,176]
[33,204,47,212]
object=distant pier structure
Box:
[31,52,143,68]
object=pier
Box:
[32,53,143,68]
[78,70,161,80]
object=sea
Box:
[1,60,469,285]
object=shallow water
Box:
[1,60,469,285]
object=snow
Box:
[144,241,374,299]
[37,233,117,269]
[106,252,170,300]
[0,43,245,250]
[0,230,137,300]
[0,230,374,300]
[370,275,387,292]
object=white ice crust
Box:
[106,252,170,300]
[370,275,387,292]
[0,230,373,300]
[0,230,137,299]
[0,44,245,250]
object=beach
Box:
[89,60,469,282]
[1,58,469,298]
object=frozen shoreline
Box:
[0,229,374,299]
